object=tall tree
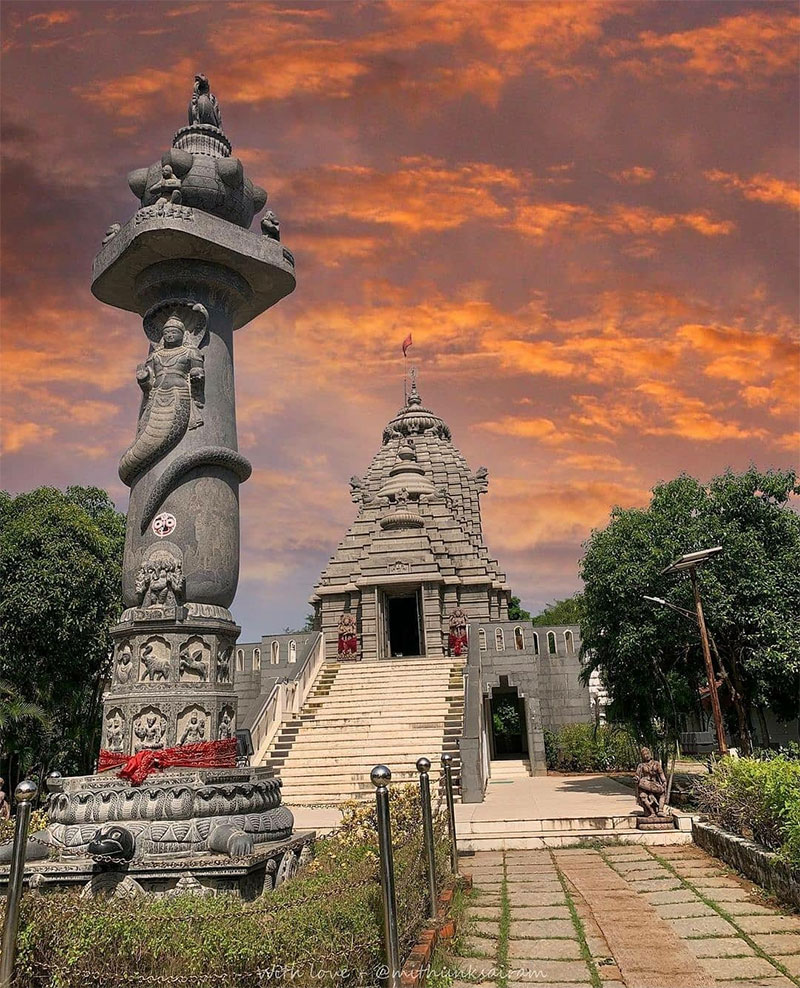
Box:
[580,469,800,752]
[0,486,125,782]
[508,596,532,622]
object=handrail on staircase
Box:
[249,631,326,764]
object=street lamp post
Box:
[656,546,728,756]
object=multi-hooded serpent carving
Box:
[118,299,252,531]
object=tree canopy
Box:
[580,468,800,751]
[0,486,126,782]
[508,596,532,622]
[532,594,584,627]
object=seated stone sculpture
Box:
[635,746,667,817]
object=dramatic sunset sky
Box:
[1,1,798,640]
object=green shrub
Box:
[0,808,47,844]
[693,755,800,870]
[8,784,450,987]
[543,724,640,772]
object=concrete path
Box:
[457,772,637,824]
[446,844,800,988]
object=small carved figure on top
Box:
[179,642,208,681]
[102,223,121,245]
[188,73,222,128]
[179,712,206,745]
[395,487,411,505]
[448,607,469,657]
[135,548,185,608]
[337,613,358,659]
[261,210,280,241]
[149,164,182,206]
[0,779,10,822]
[635,747,668,817]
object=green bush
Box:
[8,784,451,987]
[544,723,640,772]
[693,755,800,870]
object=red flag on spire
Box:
[402,333,413,356]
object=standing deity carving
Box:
[218,707,235,740]
[217,646,232,683]
[118,304,207,487]
[188,73,222,128]
[179,711,207,745]
[115,643,134,684]
[105,710,127,753]
[337,613,358,659]
[448,606,468,657]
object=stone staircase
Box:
[261,657,465,805]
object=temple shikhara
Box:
[234,373,595,805]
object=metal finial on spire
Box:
[408,367,421,406]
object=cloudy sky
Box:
[1,0,798,640]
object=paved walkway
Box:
[446,844,800,988]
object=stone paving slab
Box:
[685,936,757,958]
[454,848,799,988]
[508,939,583,960]
[459,935,497,957]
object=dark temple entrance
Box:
[489,682,529,759]
[387,594,422,657]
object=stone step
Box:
[281,774,457,796]
[305,686,462,701]
[301,698,463,713]
[294,713,462,727]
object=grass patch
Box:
[495,854,511,988]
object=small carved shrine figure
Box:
[136,549,185,608]
[218,709,234,741]
[105,712,126,753]
[260,209,280,241]
[337,613,358,659]
[139,641,171,681]
[179,643,208,680]
[448,606,468,657]
[0,779,10,821]
[134,712,166,752]
[116,645,134,684]
[635,746,668,817]
[179,712,206,745]
[149,164,182,206]
[217,646,232,683]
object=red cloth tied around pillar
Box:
[103,739,238,786]
[97,750,129,773]
[449,632,468,657]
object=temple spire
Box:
[407,366,422,407]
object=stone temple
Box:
[233,372,598,804]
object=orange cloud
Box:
[705,169,800,211]
[610,166,656,184]
[28,10,76,28]
[606,9,800,89]
[476,416,560,442]
[0,421,56,456]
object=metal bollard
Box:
[371,765,400,988]
[0,779,39,988]
[416,757,438,919]
[441,753,459,875]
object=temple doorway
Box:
[387,593,422,657]
[489,681,528,759]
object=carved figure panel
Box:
[448,607,468,657]
[218,705,235,741]
[337,613,358,658]
[118,302,208,488]
[135,543,185,608]
[177,705,210,746]
[115,642,135,685]
[138,636,171,682]
[133,707,167,752]
[179,636,209,681]
[104,708,127,753]
[216,646,232,684]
